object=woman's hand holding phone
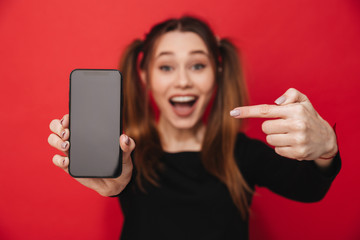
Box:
[48,113,134,197]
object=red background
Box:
[1,0,359,239]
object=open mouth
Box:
[169,95,198,117]
[169,96,198,107]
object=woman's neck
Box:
[157,117,206,153]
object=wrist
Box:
[318,122,338,160]
[318,144,338,160]
[315,142,337,169]
[314,148,337,170]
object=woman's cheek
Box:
[197,68,215,86]
[198,76,216,95]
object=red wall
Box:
[1,0,359,239]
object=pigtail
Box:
[202,38,253,220]
[218,39,249,109]
[221,38,253,218]
[119,40,163,190]
[119,39,144,137]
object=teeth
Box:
[170,96,196,103]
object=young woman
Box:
[48,16,341,239]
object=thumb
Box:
[119,134,135,165]
[274,88,309,105]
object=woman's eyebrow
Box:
[190,50,208,55]
[156,51,173,58]
[155,50,209,59]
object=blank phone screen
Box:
[69,69,122,178]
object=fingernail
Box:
[63,157,69,166]
[61,141,68,149]
[275,96,286,105]
[125,135,130,145]
[61,130,66,138]
[230,109,240,117]
[60,118,64,126]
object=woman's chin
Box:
[164,117,202,131]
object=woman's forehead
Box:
[153,31,209,58]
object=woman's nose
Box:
[175,68,193,88]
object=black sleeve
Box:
[109,193,121,198]
[236,133,341,202]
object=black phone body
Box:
[68,69,122,178]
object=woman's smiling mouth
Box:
[169,95,198,117]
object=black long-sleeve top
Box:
[117,133,341,240]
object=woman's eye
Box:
[191,63,206,70]
[159,65,173,72]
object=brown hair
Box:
[119,16,253,220]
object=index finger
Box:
[230,104,289,119]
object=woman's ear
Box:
[140,70,147,86]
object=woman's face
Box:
[147,31,216,130]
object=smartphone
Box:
[68,69,122,178]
